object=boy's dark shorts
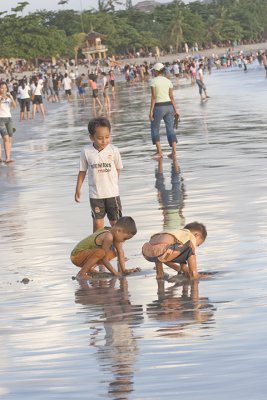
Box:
[90,196,122,221]
[142,242,193,265]
[65,89,72,95]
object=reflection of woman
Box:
[75,278,143,400]
[149,62,180,159]
[155,157,185,230]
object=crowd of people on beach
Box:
[1,48,267,283]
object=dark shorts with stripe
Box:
[143,242,193,264]
[90,196,122,221]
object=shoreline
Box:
[119,41,267,65]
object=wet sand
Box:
[1,61,267,399]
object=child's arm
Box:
[114,241,128,273]
[181,255,199,280]
[164,261,181,273]
[113,241,139,274]
[75,171,86,202]
[7,93,16,108]
[149,86,156,121]
[100,233,120,276]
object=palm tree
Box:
[11,2,29,16]
[72,32,86,65]
[169,3,185,52]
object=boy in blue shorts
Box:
[75,116,123,231]
[142,222,207,280]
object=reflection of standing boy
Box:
[75,117,123,231]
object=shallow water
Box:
[1,63,267,399]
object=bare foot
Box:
[76,273,91,281]
[167,153,176,159]
[152,153,163,160]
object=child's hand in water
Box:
[123,267,141,274]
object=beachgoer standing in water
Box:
[149,62,180,159]
[0,82,16,164]
[196,63,210,101]
[74,116,123,232]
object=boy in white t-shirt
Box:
[75,117,123,231]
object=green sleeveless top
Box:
[71,228,108,256]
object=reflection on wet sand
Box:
[147,279,215,338]
[155,157,185,230]
[75,277,143,400]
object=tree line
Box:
[0,0,267,62]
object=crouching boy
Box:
[142,222,207,280]
[71,216,139,280]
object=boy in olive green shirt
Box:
[71,216,138,280]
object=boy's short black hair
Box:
[88,117,111,136]
[184,222,207,240]
[115,216,137,235]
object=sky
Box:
[0,0,192,14]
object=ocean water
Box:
[1,63,267,399]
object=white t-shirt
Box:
[34,79,43,95]
[62,77,72,90]
[79,143,123,199]
[150,76,173,103]
[0,97,12,118]
[197,68,204,80]
[69,72,75,80]
[18,84,31,99]
[173,64,179,74]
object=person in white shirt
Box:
[101,72,110,111]
[32,75,45,119]
[0,82,16,164]
[62,73,72,102]
[75,116,123,232]
[17,78,31,121]
[149,62,180,160]
[196,63,210,101]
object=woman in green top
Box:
[149,62,180,160]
